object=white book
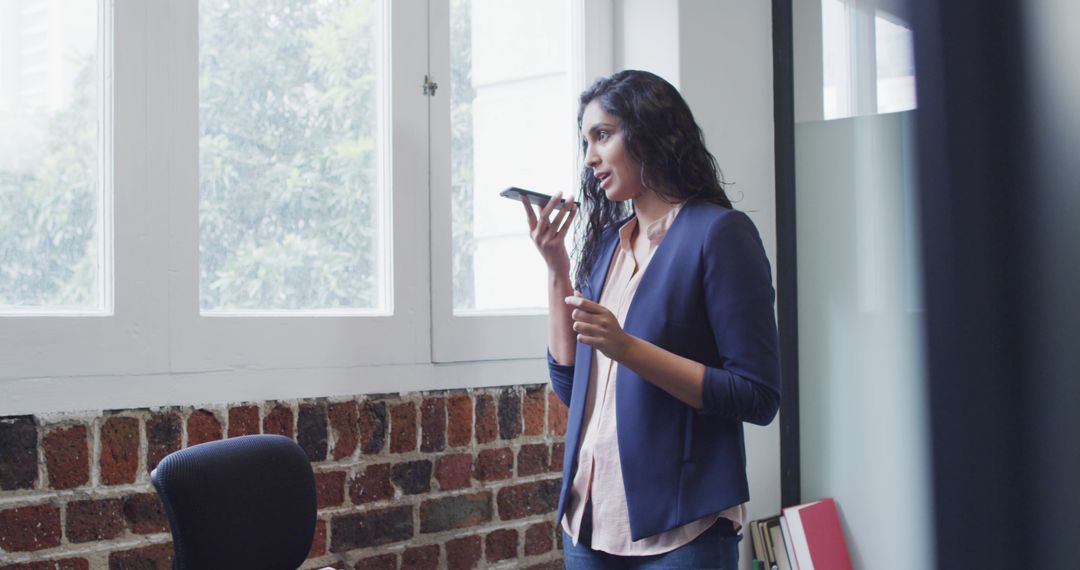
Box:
[769,520,792,570]
[781,515,800,569]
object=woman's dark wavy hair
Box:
[573,70,733,294]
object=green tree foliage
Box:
[450,0,477,310]
[0,55,100,309]
[199,0,382,310]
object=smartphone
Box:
[500,186,568,211]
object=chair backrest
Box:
[151,434,317,570]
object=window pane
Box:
[199,0,386,312]
[875,13,916,114]
[821,0,852,120]
[450,0,576,313]
[0,0,104,312]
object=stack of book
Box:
[748,497,853,570]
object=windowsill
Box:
[0,357,550,416]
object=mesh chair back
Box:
[151,434,317,570]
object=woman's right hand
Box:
[522,192,577,272]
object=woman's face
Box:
[580,99,646,202]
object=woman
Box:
[521,70,780,569]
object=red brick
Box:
[551,442,565,473]
[349,463,394,504]
[66,498,125,543]
[44,425,89,489]
[307,519,326,559]
[358,400,387,455]
[485,528,518,562]
[315,470,346,508]
[352,554,396,570]
[186,409,222,446]
[525,521,554,555]
[100,416,139,485]
[107,542,172,570]
[0,557,90,570]
[474,447,513,481]
[548,391,568,436]
[146,412,181,473]
[446,393,473,447]
[435,453,473,491]
[523,387,546,436]
[227,405,260,437]
[327,401,358,460]
[263,404,294,439]
[0,505,61,551]
[420,397,446,452]
[403,544,440,570]
[389,402,417,453]
[497,388,522,440]
[517,443,550,476]
[497,479,562,520]
[123,492,168,534]
[474,394,497,444]
[446,535,482,570]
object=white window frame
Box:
[166,0,431,373]
[0,0,613,415]
[428,0,613,362]
[0,0,150,382]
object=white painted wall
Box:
[615,2,780,568]
[613,0,680,86]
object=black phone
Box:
[500,186,568,211]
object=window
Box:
[821,0,852,119]
[0,0,108,314]
[874,12,916,114]
[431,0,611,362]
[198,0,389,314]
[448,0,576,314]
[0,0,612,413]
[820,0,915,120]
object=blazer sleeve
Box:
[547,350,575,407]
[699,211,781,425]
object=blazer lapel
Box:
[622,202,693,334]
[566,225,623,452]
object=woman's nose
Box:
[584,147,600,168]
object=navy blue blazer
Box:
[548,201,781,541]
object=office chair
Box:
[151,434,318,570]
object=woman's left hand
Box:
[565,292,634,361]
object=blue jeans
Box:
[562,517,742,570]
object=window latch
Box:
[423,75,439,96]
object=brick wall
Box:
[0,384,569,570]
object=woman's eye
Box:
[598,131,609,141]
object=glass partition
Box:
[793,1,931,568]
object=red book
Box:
[781,498,853,570]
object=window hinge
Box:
[423,75,439,96]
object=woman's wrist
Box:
[548,265,572,285]
[615,333,640,364]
